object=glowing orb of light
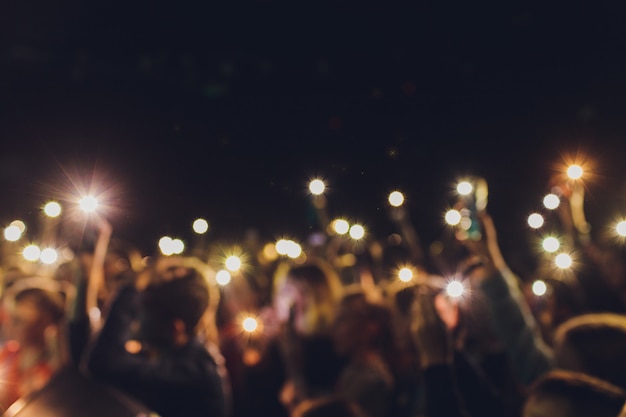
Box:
[4,225,22,242]
[158,236,174,256]
[456,181,473,196]
[567,165,583,180]
[398,267,413,282]
[349,224,365,240]
[192,218,209,234]
[542,237,560,253]
[388,191,405,207]
[555,253,573,269]
[445,210,462,226]
[446,281,465,298]
[532,280,547,296]
[171,239,185,255]
[22,245,41,262]
[528,213,544,229]
[543,194,560,210]
[309,179,326,196]
[242,317,259,333]
[286,241,302,259]
[225,255,242,272]
[332,219,350,235]
[615,221,626,237]
[44,202,62,218]
[216,270,231,286]
[40,248,58,265]
[79,196,99,213]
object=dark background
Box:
[2,1,626,277]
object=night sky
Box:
[2,2,626,276]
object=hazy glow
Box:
[445,209,462,226]
[528,213,544,229]
[543,194,560,210]
[309,179,326,196]
[616,221,626,237]
[398,267,413,282]
[78,196,98,213]
[456,181,473,196]
[446,281,465,298]
[216,270,231,286]
[22,245,41,262]
[10,220,26,233]
[542,237,560,253]
[159,236,175,256]
[532,280,547,296]
[567,165,583,180]
[171,239,185,255]
[388,191,405,207]
[40,248,58,264]
[242,317,259,333]
[225,255,242,272]
[555,253,573,269]
[44,202,62,218]
[349,224,365,240]
[4,225,22,242]
[332,219,350,235]
[192,218,209,234]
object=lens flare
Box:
[79,196,99,213]
[615,221,626,237]
[225,255,242,272]
[555,253,573,269]
[445,209,462,226]
[22,245,41,262]
[527,213,544,229]
[309,179,326,196]
[567,165,583,180]
[242,317,259,333]
[543,194,560,210]
[43,202,62,218]
[40,248,58,264]
[192,218,209,234]
[456,181,473,196]
[398,267,413,282]
[388,191,405,207]
[446,281,465,298]
[349,224,365,240]
[4,225,22,242]
[332,219,350,235]
[532,280,547,296]
[216,270,231,286]
[542,237,560,253]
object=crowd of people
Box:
[0,174,626,417]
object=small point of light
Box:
[43,202,62,218]
[40,248,58,264]
[4,225,22,242]
[309,179,326,196]
[171,239,185,255]
[457,181,473,196]
[532,280,547,296]
[446,281,465,298]
[528,213,545,229]
[216,270,232,286]
[159,236,175,256]
[615,221,626,237]
[349,224,365,240]
[543,194,560,210]
[388,191,405,207]
[225,255,242,272]
[22,245,41,262]
[542,237,560,253]
[192,218,209,234]
[79,196,99,213]
[242,317,259,333]
[398,267,413,282]
[567,165,583,180]
[555,253,573,269]
[445,209,462,226]
[332,219,350,235]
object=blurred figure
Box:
[292,396,367,417]
[87,258,225,417]
[333,291,394,417]
[523,370,626,417]
[0,282,65,411]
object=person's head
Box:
[139,263,210,349]
[292,396,366,417]
[553,314,626,390]
[332,291,393,357]
[523,371,626,417]
[274,260,341,335]
[10,287,65,347]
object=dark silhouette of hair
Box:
[293,396,367,417]
[15,287,65,325]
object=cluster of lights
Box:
[330,218,365,240]
[21,244,58,264]
[275,239,303,259]
[158,236,185,256]
[4,220,25,242]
